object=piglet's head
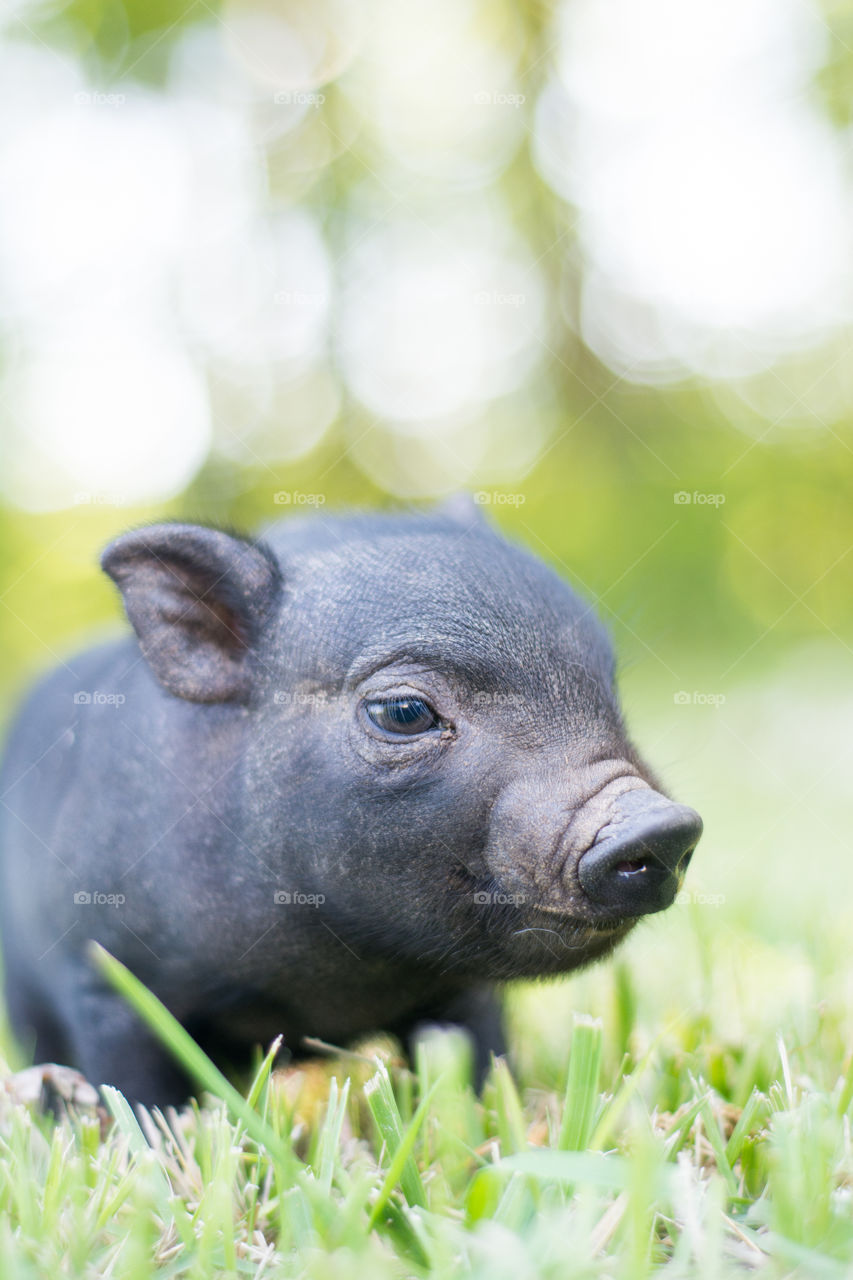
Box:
[102,505,702,983]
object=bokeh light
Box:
[340,0,526,185]
[3,340,211,511]
[337,213,547,424]
[535,0,852,381]
[1,0,852,510]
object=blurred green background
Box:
[1,0,851,1076]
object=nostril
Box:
[576,800,702,916]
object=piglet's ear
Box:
[101,524,281,704]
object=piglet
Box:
[0,501,701,1105]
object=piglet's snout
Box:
[576,790,702,917]
[485,773,702,918]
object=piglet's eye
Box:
[365,696,439,737]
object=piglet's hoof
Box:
[2,1063,107,1131]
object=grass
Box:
[0,926,850,1279]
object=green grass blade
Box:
[558,1014,603,1150]
[100,1085,172,1204]
[366,1065,440,1224]
[491,1056,528,1155]
[316,1075,351,1196]
[725,1088,767,1165]
[90,943,294,1166]
[689,1073,739,1197]
[662,1093,709,1160]
[246,1034,283,1111]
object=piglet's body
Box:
[0,504,701,1105]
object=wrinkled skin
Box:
[0,502,702,1105]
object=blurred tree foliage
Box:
[34,0,214,80]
